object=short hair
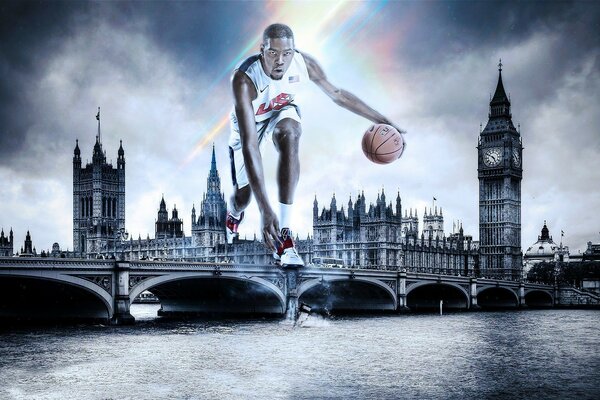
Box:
[263,23,294,43]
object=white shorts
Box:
[228,105,301,189]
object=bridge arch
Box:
[0,272,113,320]
[524,289,554,307]
[298,276,397,312]
[129,273,286,315]
[406,281,470,310]
[477,285,519,308]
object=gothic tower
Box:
[0,228,14,257]
[401,209,419,239]
[73,109,125,256]
[478,62,523,279]
[155,196,184,239]
[423,206,444,241]
[191,145,227,249]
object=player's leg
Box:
[272,118,301,207]
[226,114,270,243]
[230,185,251,214]
[226,146,251,243]
[271,117,304,266]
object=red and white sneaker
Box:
[273,228,304,267]
[226,211,244,244]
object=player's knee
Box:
[234,185,251,206]
[273,120,302,146]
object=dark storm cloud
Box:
[0,1,85,160]
[382,0,599,105]
[131,1,263,73]
[0,0,263,165]
[386,0,599,64]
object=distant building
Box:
[190,145,228,250]
[478,62,523,279]
[155,197,183,240]
[582,241,600,262]
[0,228,13,257]
[72,116,125,256]
[312,190,403,268]
[523,222,569,276]
[313,192,478,273]
[18,230,36,257]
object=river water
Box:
[1,306,599,400]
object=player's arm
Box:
[302,52,405,134]
[231,70,280,250]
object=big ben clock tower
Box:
[478,61,523,280]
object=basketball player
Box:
[227,23,403,266]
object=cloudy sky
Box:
[0,0,599,255]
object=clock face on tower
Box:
[483,147,502,167]
[512,149,521,167]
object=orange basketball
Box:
[361,124,405,164]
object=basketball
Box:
[361,124,405,164]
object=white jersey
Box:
[229,51,310,149]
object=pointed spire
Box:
[490,59,511,118]
[160,195,166,210]
[74,139,80,156]
[92,133,104,163]
[96,107,101,144]
[210,143,217,173]
[118,140,124,156]
[540,221,550,240]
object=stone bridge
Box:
[0,257,574,324]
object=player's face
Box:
[260,37,294,80]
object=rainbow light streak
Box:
[181,113,230,168]
[193,34,262,109]
[341,0,388,45]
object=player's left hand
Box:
[377,118,406,135]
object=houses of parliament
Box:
[2,66,528,280]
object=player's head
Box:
[261,23,295,80]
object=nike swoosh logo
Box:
[259,85,269,93]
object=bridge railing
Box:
[0,256,115,269]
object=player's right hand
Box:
[261,207,281,251]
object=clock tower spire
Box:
[477,61,523,280]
